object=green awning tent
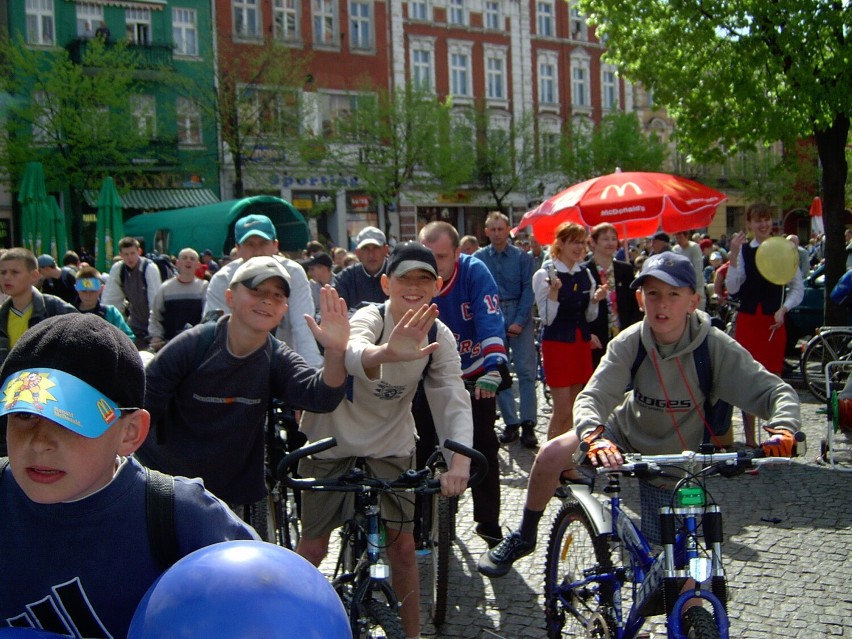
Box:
[123,196,309,256]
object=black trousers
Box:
[411,384,501,526]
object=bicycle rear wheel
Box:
[544,501,615,639]
[801,331,852,402]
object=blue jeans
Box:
[498,307,537,425]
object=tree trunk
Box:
[814,114,850,326]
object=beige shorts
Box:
[298,454,416,539]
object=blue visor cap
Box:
[75,277,101,291]
[0,368,123,437]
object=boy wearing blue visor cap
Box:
[0,314,257,638]
[74,264,135,339]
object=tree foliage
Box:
[325,83,452,230]
[467,108,538,212]
[0,36,148,193]
[174,38,310,198]
[558,111,668,186]
[579,0,850,322]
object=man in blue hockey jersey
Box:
[418,222,510,546]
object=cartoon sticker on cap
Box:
[3,372,56,412]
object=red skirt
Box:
[542,330,593,387]
[734,308,786,374]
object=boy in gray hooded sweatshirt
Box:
[479,252,800,578]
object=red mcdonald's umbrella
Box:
[513,170,728,243]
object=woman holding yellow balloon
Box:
[726,201,803,448]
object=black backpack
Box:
[629,334,733,443]
[0,458,178,570]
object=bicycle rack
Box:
[820,361,852,472]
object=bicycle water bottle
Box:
[367,505,381,564]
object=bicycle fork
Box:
[660,504,729,639]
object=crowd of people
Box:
[3,195,843,637]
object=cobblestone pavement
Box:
[397,387,852,639]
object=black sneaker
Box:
[477,531,535,578]
[499,423,520,443]
[520,421,538,449]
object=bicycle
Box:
[278,437,487,639]
[417,446,458,627]
[265,401,305,549]
[544,436,805,639]
[800,326,852,402]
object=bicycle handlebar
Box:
[276,437,489,492]
[591,431,806,476]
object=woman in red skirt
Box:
[533,222,607,440]
[726,202,803,447]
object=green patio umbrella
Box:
[48,195,68,258]
[17,161,51,255]
[95,176,124,272]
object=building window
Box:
[485,51,506,101]
[350,0,372,50]
[241,88,300,139]
[32,92,52,144]
[177,97,203,146]
[537,0,554,37]
[26,0,55,46]
[320,92,370,138]
[570,4,588,40]
[572,60,590,108]
[132,95,157,139]
[540,130,560,170]
[234,0,260,38]
[484,1,501,30]
[448,0,466,26]
[602,66,618,110]
[450,50,471,98]
[410,41,435,92]
[313,0,338,46]
[76,3,103,38]
[126,7,151,45]
[538,57,556,106]
[409,0,430,21]
[274,0,300,42]
[173,8,198,56]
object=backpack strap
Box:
[145,467,178,570]
[692,335,713,414]
[627,339,647,390]
[120,259,150,293]
[193,321,218,370]
[156,322,217,445]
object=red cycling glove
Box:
[760,428,796,458]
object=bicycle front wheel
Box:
[801,331,852,402]
[426,488,452,626]
[268,484,300,550]
[683,607,721,639]
[544,501,615,639]
[357,598,406,639]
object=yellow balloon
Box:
[756,236,798,285]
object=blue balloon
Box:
[128,541,350,638]
[0,631,65,638]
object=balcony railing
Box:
[67,38,174,70]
